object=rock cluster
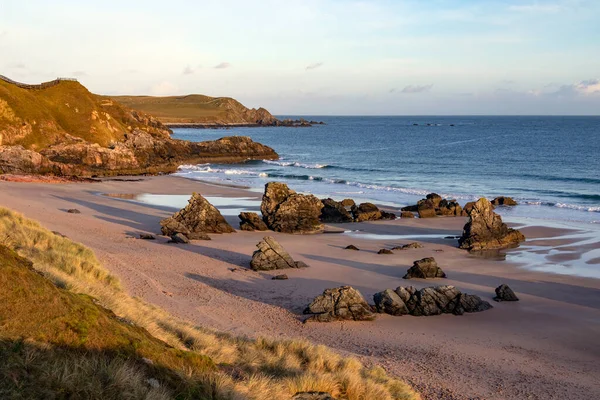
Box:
[494,284,519,302]
[319,198,396,223]
[458,198,525,251]
[320,198,354,223]
[374,285,492,316]
[160,193,234,240]
[403,257,446,279]
[250,236,308,271]
[261,182,323,233]
[401,193,463,218]
[351,202,396,222]
[304,286,376,322]
[238,212,268,231]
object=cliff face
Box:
[110,94,279,125]
[0,78,278,176]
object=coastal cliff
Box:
[0,77,278,176]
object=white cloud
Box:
[401,84,433,93]
[214,62,231,69]
[306,62,323,71]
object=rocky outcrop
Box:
[402,193,463,218]
[494,284,519,302]
[304,286,376,322]
[491,196,518,206]
[320,198,353,223]
[458,198,525,251]
[374,285,492,317]
[351,202,382,222]
[403,257,446,279]
[250,236,307,271]
[160,193,234,239]
[261,182,323,233]
[238,212,269,231]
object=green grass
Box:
[0,206,420,400]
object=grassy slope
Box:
[0,207,420,400]
[0,80,162,150]
[110,95,266,124]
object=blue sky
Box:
[1,0,599,114]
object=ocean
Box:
[172,116,600,225]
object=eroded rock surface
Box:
[261,182,323,233]
[160,193,233,239]
[320,198,354,223]
[304,286,376,322]
[403,257,446,279]
[491,196,518,206]
[250,236,307,271]
[458,198,525,251]
[402,193,463,218]
[238,212,268,231]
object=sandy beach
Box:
[1,175,599,400]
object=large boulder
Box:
[403,257,446,279]
[304,286,376,322]
[320,198,354,223]
[494,284,519,302]
[160,193,234,239]
[491,196,518,206]
[458,198,525,251]
[351,202,382,222]
[238,212,269,231]
[377,285,492,317]
[261,182,323,233]
[250,236,306,271]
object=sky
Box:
[1,0,599,115]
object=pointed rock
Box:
[239,212,269,231]
[261,182,323,233]
[494,284,519,302]
[403,257,446,279]
[250,236,307,271]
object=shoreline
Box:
[1,175,599,399]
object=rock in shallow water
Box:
[250,236,307,271]
[160,193,234,239]
[261,182,323,233]
[304,286,376,322]
[494,284,519,302]
[458,198,525,251]
[403,257,447,279]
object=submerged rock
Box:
[375,285,492,317]
[304,286,376,322]
[320,198,354,223]
[238,212,269,231]
[160,193,233,239]
[458,198,525,251]
[494,284,519,302]
[491,196,518,206]
[250,236,307,271]
[403,257,446,279]
[261,182,323,233]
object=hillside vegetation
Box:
[0,206,420,400]
[110,95,277,125]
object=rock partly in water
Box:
[491,196,518,206]
[250,236,307,271]
[373,289,409,316]
[392,242,423,250]
[494,284,519,302]
[400,211,415,218]
[458,198,525,251]
[261,182,323,233]
[320,198,354,223]
[238,212,269,231]
[376,285,492,317]
[160,193,233,239]
[304,286,376,322]
[403,257,447,279]
[169,233,190,244]
[378,248,394,255]
[345,244,360,251]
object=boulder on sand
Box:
[345,244,360,251]
[491,196,518,206]
[403,257,446,279]
[351,202,382,222]
[250,236,307,271]
[169,232,190,244]
[320,198,354,223]
[378,248,393,254]
[494,284,519,302]
[261,182,323,233]
[403,193,463,217]
[392,242,422,250]
[374,285,492,317]
[160,193,234,239]
[458,198,525,251]
[238,212,269,231]
[400,211,415,218]
[304,286,376,322]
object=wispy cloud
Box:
[214,62,231,69]
[72,71,87,77]
[306,62,323,71]
[552,79,600,96]
[182,65,194,75]
[401,84,433,93]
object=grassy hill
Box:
[110,95,277,125]
[0,206,420,399]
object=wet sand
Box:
[1,175,599,400]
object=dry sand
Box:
[1,175,599,400]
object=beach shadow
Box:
[300,253,409,279]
